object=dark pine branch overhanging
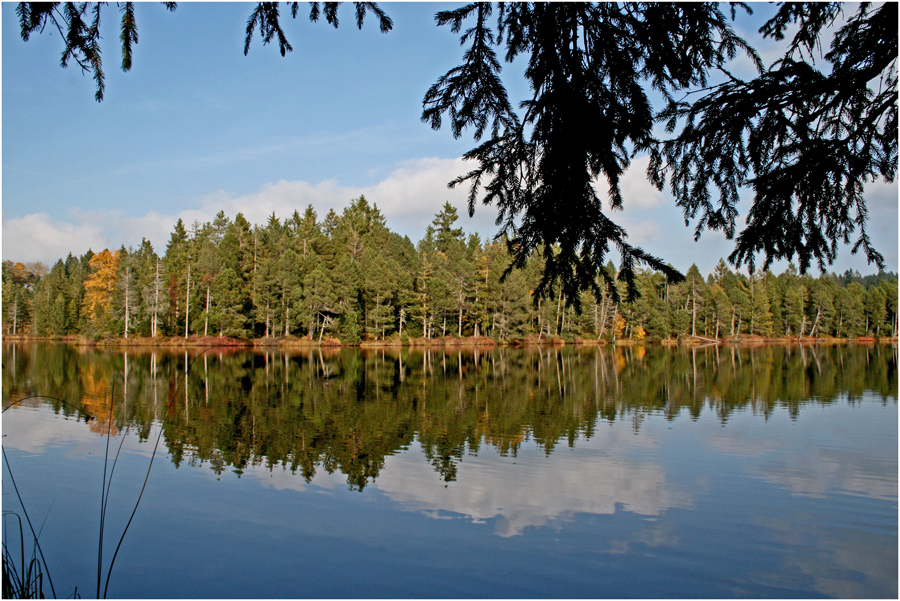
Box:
[13,2,899,308]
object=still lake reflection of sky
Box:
[2,344,897,599]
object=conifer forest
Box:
[2,196,897,345]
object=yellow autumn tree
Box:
[82,249,119,326]
[612,314,626,340]
[632,326,646,343]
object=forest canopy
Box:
[3,198,897,343]
[12,2,899,307]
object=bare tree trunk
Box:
[555,289,562,336]
[185,265,191,339]
[809,307,822,337]
[598,297,610,338]
[152,259,160,337]
[124,280,130,339]
[691,287,697,337]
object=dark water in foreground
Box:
[2,342,897,598]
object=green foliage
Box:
[14,2,895,308]
[425,3,742,306]
[339,307,361,345]
[5,203,896,343]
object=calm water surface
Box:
[2,342,897,598]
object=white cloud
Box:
[619,218,662,245]
[4,156,896,276]
[596,155,665,211]
[192,156,495,242]
[376,437,693,538]
[194,179,354,226]
[246,462,340,493]
[619,155,666,210]
[2,213,109,264]
[2,404,107,454]
[2,157,501,265]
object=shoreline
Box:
[2,333,897,349]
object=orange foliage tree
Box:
[81,249,120,328]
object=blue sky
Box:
[3,2,897,276]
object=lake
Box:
[2,341,897,598]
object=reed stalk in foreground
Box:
[2,508,54,599]
[2,348,213,598]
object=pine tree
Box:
[835,283,866,337]
[116,249,141,339]
[881,279,899,336]
[807,275,837,337]
[747,271,774,337]
[164,219,190,336]
[684,265,707,338]
[210,267,249,338]
[865,284,888,336]
[16,2,895,301]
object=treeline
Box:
[2,196,898,343]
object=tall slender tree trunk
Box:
[124,281,130,339]
[152,259,160,338]
[809,307,822,337]
[205,286,210,337]
[318,314,327,344]
[185,265,191,339]
[691,287,697,337]
[598,297,609,338]
[375,292,381,340]
[555,289,563,336]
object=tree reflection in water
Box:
[2,342,896,490]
